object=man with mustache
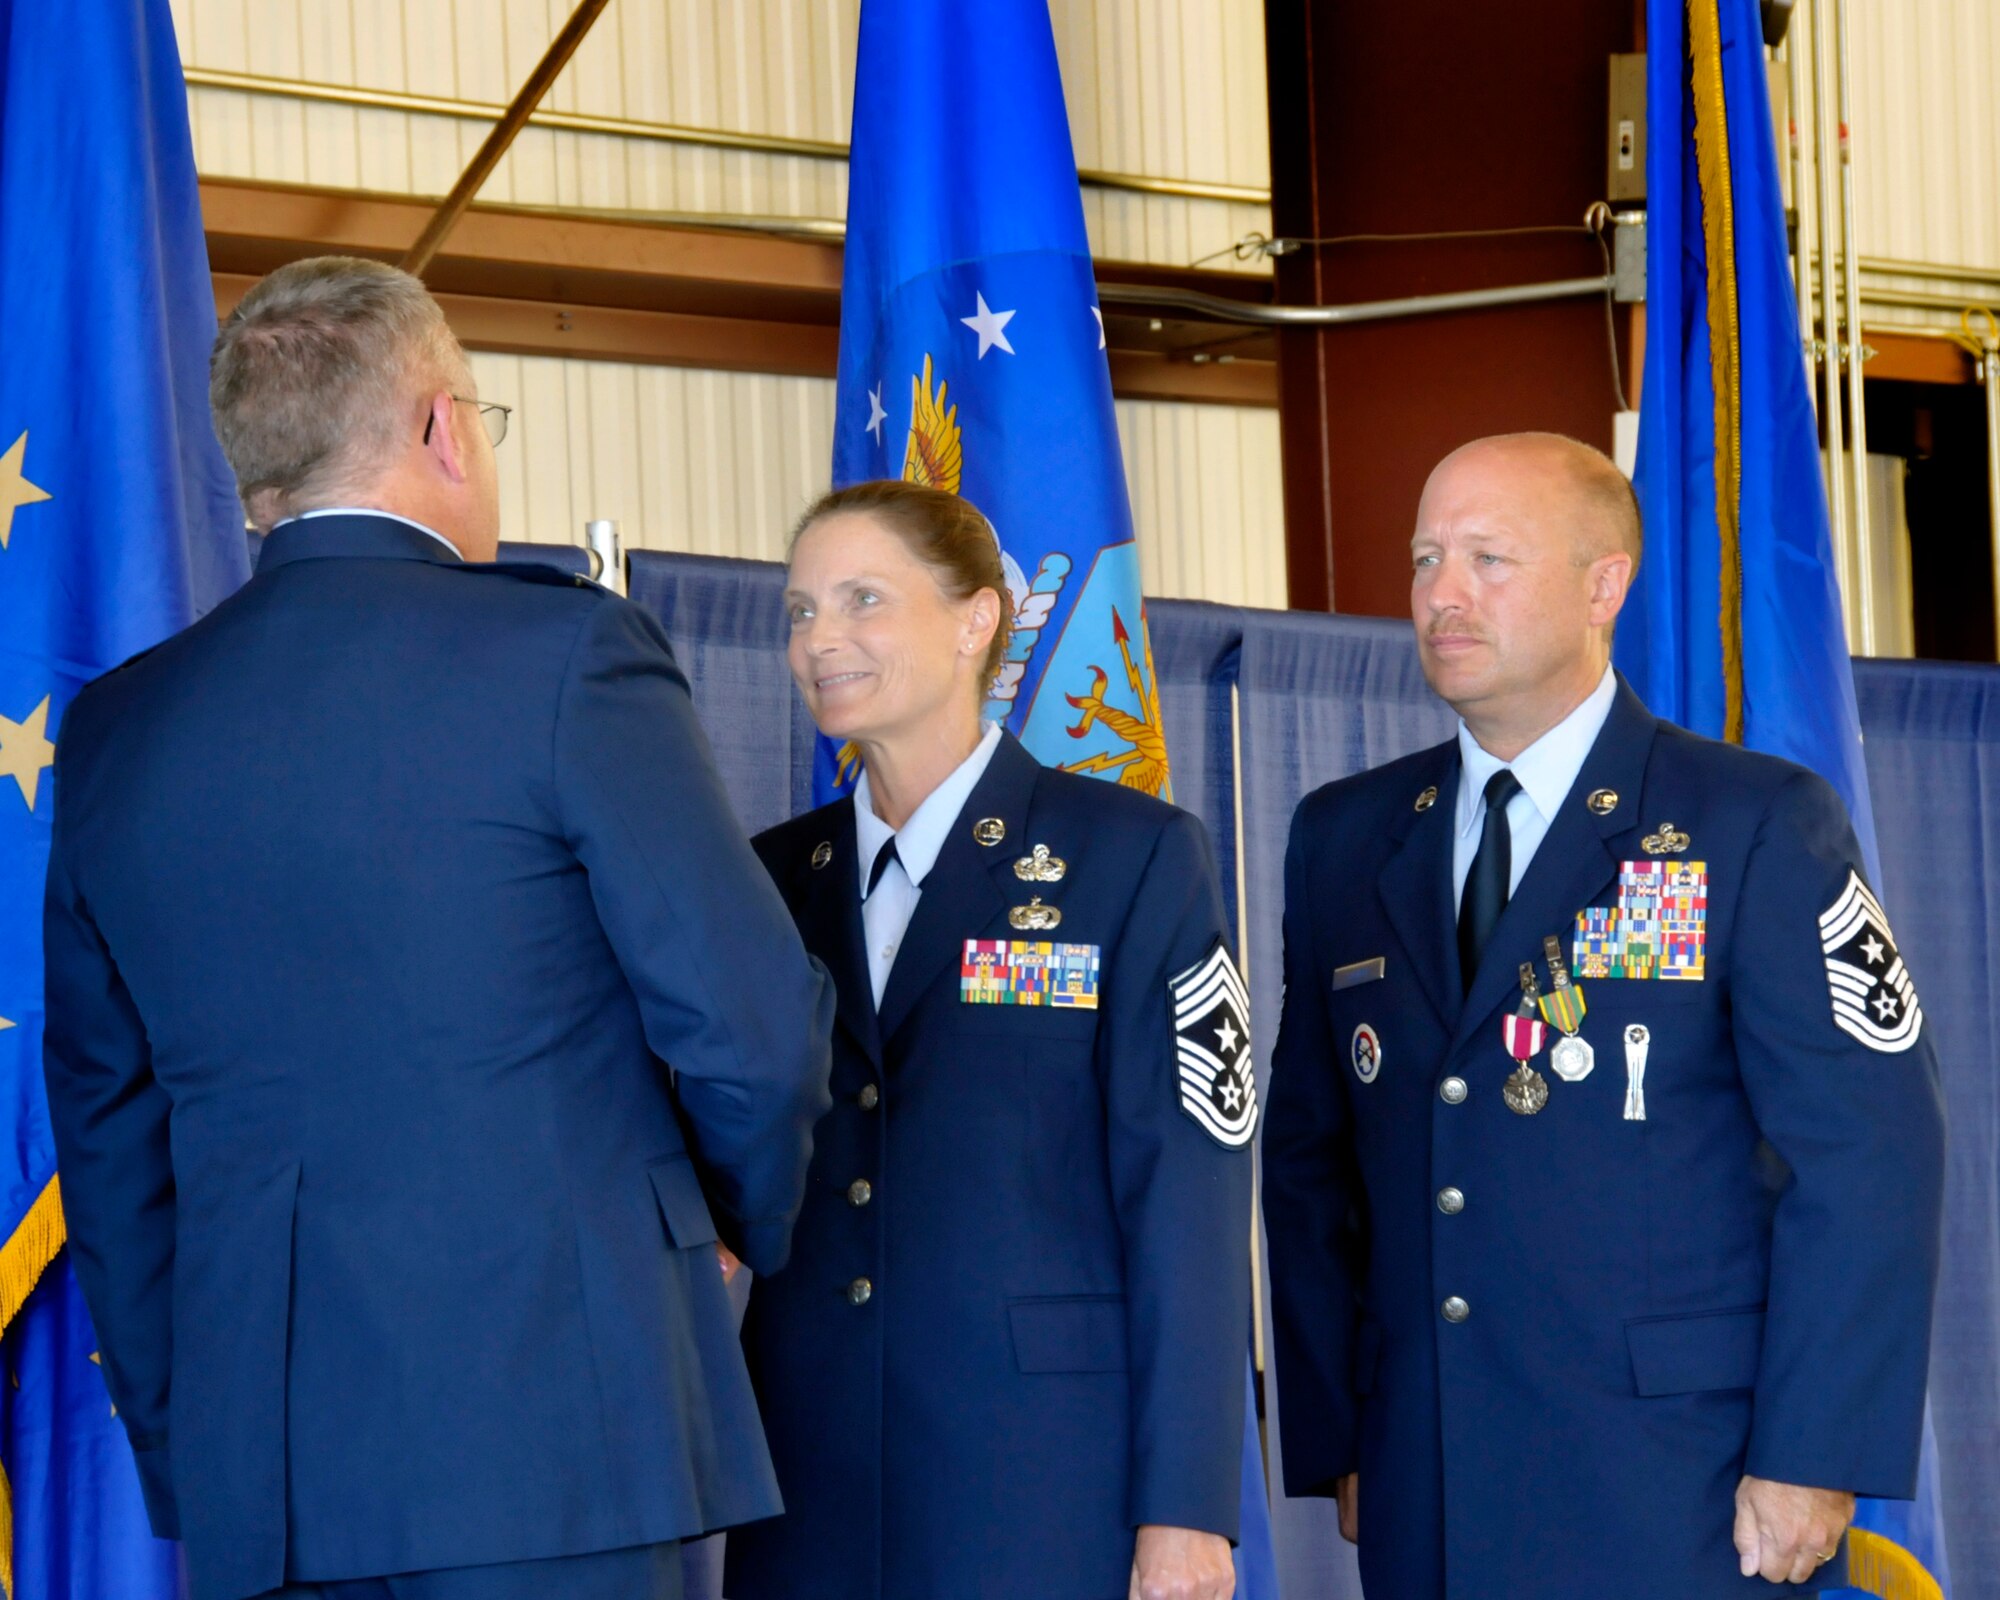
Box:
[1262,433,1945,1598]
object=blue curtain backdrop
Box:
[627,548,1998,1600]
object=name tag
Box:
[961,939,1102,1008]
[1332,957,1387,991]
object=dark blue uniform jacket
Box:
[1263,677,1946,1600]
[41,514,835,1600]
[726,733,1254,1600]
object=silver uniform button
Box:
[848,1179,873,1207]
[1440,1077,1468,1105]
[1436,1187,1464,1215]
[1441,1295,1470,1323]
[847,1277,873,1306]
[858,1084,880,1110]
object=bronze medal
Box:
[1504,1063,1550,1115]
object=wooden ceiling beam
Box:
[200,177,1277,407]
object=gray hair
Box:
[209,256,468,528]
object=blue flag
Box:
[0,0,247,1591]
[822,0,1168,806]
[1620,3,1950,1595]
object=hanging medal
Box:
[1537,935,1595,1082]
[1502,963,1551,1115]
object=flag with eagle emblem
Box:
[819,0,1167,806]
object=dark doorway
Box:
[1865,380,1996,663]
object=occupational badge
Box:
[1642,822,1692,855]
[973,817,1008,847]
[1622,1023,1650,1121]
[1351,1022,1382,1085]
[1009,896,1061,931]
[1818,869,1924,1052]
[1013,844,1067,883]
[1586,788,1619,815]
[811,841,833,871]
[1537,936,1593,1081]
[961,939,1101,1008]
[1414,786,1438,813]
[1170,942,1257,1147]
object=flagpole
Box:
[1833,0,1876,656]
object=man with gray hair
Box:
[41,256,835,1600]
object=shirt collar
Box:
[1454,664,1618,836]
[283,506,464,560]
[853,722,1004,899]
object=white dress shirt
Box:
[853,722,1004,1007]
[283,506,464,560]
[1451,665,1618,911]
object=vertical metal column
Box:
[1810,0,1852,644]
[1785,28,1816,408]
[1973,311,2000,662]
[1833,0,1876,654]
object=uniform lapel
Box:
[789,798,882,1065]
[1456,679,1661,1043]
[1375,748,1465,1032]
[875,733,1039,1048]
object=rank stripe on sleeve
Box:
[1818,870,1924,1053]
[1169,943,1256,1148]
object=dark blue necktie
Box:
[866,838,902,899]
[1458,769,1522,993]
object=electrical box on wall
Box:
[1608,53,1646,203]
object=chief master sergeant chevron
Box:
[41,257,835,1600]
[1262,433,1945,1599]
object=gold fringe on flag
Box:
[0,1175,66,1598]
[0,1176,64,1340]
[1846,1528,1947,1600]
[1688,0,1746,744]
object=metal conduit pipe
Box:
[1097,275,1614,327]
[1810,0,1852,641]
[1834,0,1876,655]
[1786,31,1816,408]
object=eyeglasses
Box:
[423,396,512,448]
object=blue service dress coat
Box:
[725,732,1255,1600]
[40,514,835,1600]
[1263,677,1947,1600]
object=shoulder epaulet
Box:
[452,561,604,592]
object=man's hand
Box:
[716,1243,742,1284]
[1129,1524,1234,1600]
[1335,1473,1359,1544]
[1734,1475,1854,1585]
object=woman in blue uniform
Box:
[724,481,1252,1600]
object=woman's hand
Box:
[716,1243,742,1283]
[1128,1525,1235,1600]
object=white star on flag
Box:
[1090,305,1105,350]
[961,292,1017,359]
[864,383,887,445]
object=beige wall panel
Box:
[177,0,1272,271]
[468,352,1284,608]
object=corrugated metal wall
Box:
[169,0,1274,274]
[177,0,1287,604]
[469,350,1288,610]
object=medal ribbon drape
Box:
[0,0,249,1590]
[1619,0,1948,1592]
